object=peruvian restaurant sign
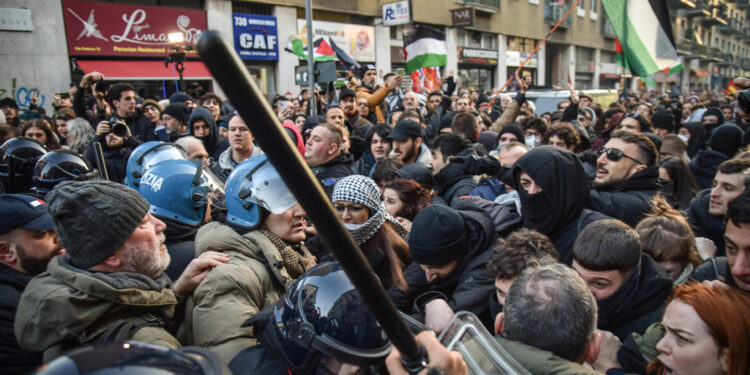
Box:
[62,0,207,57]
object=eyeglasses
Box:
[333,203,367,214]
[600,147,644,165]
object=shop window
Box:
[482,33,496,50]
[232,1,273,15]
[457,30,466,47]
[468,31,482,48]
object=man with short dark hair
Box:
[687,158,750,257]
[429,133,477,205]
[0,195,62,374]
[100,83,157,141]
[305,123,353,197]
[572,219,672,341]
[211,115,264,182]
[691,189,750,291]
[339,88,371,137]
[14,181,227,361]
[85,116,142,183]
[356,65,402,123]
[388,120,432,168]
[588,131,662,226]
[486,228,557,318]
[0,97,20,128]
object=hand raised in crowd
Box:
[96,120,111,136]
[387,74,404,91]
[567,79,579,104]
[80,71,104,89]
[515,70,528,95]
[385,331,468,375]
[173,251,230,297]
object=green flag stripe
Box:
[406,53,447,74]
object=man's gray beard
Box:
[120,234,170,279]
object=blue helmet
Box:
[125,141,186,188]
[138,159,224,226]
[31,150,99,198]
[254,262,392,372]
[225,155,297,229]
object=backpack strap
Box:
[96,315,163,344]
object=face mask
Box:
[525,135,539,148]
[677,134,689,143]
[343,222,365,230]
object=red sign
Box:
[62,0,207,57]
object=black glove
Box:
[450,154,501,176]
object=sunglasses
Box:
[600,147,644,165]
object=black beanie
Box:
[439,111,458,131]
[408,205,467,266]
[497,123,525,145]
[702,107,724,124]
[46,180,150,269]
[162,103,190,125]
[651,109,675,132]
[709,124,744,158]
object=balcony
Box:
[717,19,735,34]
[545,1,573,28]
[601,18,616,39]
[686,0,711,16]
[669,0,697,9]
[699,6,728,27]
[463,0,500,14]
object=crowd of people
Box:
[1,63,749,375]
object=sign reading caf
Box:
[62,0,207,57]
[233,13,278,61]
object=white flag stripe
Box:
[405,37,447,60]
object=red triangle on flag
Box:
[315,39,335,56]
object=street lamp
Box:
[164,32,192,92]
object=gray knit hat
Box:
[331,175,381,212]
[46,180,150,269]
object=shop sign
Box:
[0,8,33,31]
[297,20,374,62]
[452,8,474,27]
[233,14,278,61]
[62,0,206,57]
[459,47,498,65]
[383,0,411,26]
[506,50,538,68]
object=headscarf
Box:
[332,175,406,244]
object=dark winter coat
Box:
[588,166,663,227]
[95,110,157,143]
[690,256,738,288]
[84,135,142,184]
[434,149,478,206]
[0,263,42,375]
[511,146,608,264]
[160,217,198,282]
[597,254,673,342]
[388,208,496,330]
[189,107,229,160]
[350,151,376,177]
[688,149,728,190]
[311,152,354,198]
[686,189,727,257]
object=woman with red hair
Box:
[649,283,750,375]
[383,178,432,230]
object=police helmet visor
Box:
[140,145,186,171]
[248,161,297,214]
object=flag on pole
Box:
[403,25,447,74]
[725,79,738,95]
[328,38,360,70]
[410,67,441,92]
[602,0,682,78]
[286,36,338,62]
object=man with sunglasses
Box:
[588,131,662,227]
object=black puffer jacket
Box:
[311,153,354,198]
[686,189,727,256]
[0,263,42,375]
[688,149,728,190]
[588,166,662,227]
[434,149,478,206]
[84,135,142,184]
[388,208,496,330]
[597,254,673,342]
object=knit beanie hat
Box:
[497,123,525,145]
[409,205,468,266]
[142,99,162,116]
[332,175,381,213]
[46,180,150,269]
[162,103,190,125]
[169,92,192,104]
[651,109,675,132]
[702,107,724,124]
[709,123,744,158]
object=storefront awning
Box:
[599,73,621,79]
[692,68,710,78]
[76,60,213,80]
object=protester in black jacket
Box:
[688,123,744,190]
[305,123,353,198]
[429,133,478,206]
[510,146,608,264]
[95,83,157,142]
[84,119,142,184]
[388,205,496,332]
[573,220,673,342]
[188,107,229,160]
[587,131,662,227]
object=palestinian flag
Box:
[602,0,682,78]
[328,38,360,70]
[286,37,337,62]
[404,25,447,74]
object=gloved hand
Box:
[449,154,501,176]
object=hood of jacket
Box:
[14,256,177,352]
[511,146,588,238]
[600,165,661,193]
[597,254,672,333]
[189,107,221,155]
[689,149,727,178]
[194,221,292,288]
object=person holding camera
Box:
[84,117,142,183]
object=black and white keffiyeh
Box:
[332,175,407,244]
